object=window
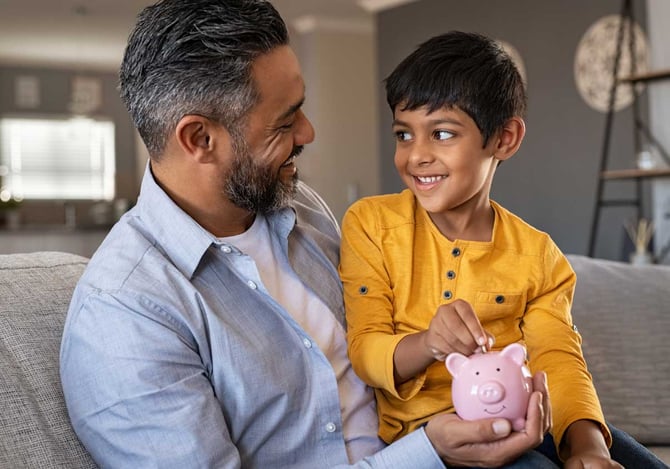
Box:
[0,117,115,201]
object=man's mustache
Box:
[291,146,304,158]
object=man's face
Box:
[223,46,314,214]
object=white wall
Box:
[648,0,670,263]
[291,18,380,222]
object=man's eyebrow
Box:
[277,98,305,122]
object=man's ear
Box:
[174,115,229,164]
[493,117,526,162]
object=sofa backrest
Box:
[567,254,670,446]
[0,251,96,468]
[2,250,666,464]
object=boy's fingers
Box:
[453,300,489,351]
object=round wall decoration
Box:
[574,14,649,113]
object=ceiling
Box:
[0,0,397,71]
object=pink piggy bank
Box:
[445,343,532,431]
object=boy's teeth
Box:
[417,175,445,183]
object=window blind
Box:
[0,117,115,200]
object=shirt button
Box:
[446,270,456,279]
[246,280,257,290]
[302,338,313,349]
[443,290,453,300]
[325,422,336,433]
[452,247,461,257]
[495,295,505,304]
[221,245,232,253]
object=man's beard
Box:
[224,139,303,214]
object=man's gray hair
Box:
[119,0,288,158]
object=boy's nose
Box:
[408,141,434,166]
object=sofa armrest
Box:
[567,254,670,447]
[0,251,96,468]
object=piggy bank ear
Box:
[445,353,469,377]
[500,343,527,365]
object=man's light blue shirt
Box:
[60,167,444,468]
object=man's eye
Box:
[394,130,411,142]
[434,130,454,141]
[278,122,294,132]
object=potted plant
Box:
[0,191,23,229]
[626,218,654,265]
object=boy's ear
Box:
[493,117,526,162]
[174,115,231,164]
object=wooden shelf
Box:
[601,168,670,180]
[619,68,670,84]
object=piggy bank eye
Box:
[475,371,480,375]
[496,368,501,372]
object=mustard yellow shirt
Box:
[340,190,610,449]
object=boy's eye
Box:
[394,130,411,142]
[434,130,454,141]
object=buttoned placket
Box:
[442,244,462,303]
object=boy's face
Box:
[392,105,500,216]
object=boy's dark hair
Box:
[119,0,288,158]
[385,31,526,146]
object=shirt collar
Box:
[136,163,217,279]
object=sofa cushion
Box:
[0,251,96,468]
[567,254,670,446]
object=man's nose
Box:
[294,110,315,145]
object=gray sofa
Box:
[0,251,668,467]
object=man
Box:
[60,1,550,467]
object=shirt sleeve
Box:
[521,239,611,453]
[339,427,445,468]
[60,292,240,468]
[339,201,426,400]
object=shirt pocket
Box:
[474,291,526,337]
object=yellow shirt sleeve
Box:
[522,241,612,452]
[340,201,427,401]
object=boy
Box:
[340,31,623,467]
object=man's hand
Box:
[424,371,551,467]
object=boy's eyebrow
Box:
[392,117,465,127]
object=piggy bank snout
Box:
[477,381,505,403]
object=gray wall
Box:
[376,0,648,260]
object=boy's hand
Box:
[423,299,493,361]
[393,299,492,382]
[562,420,623,469]
[564,455,623,469]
